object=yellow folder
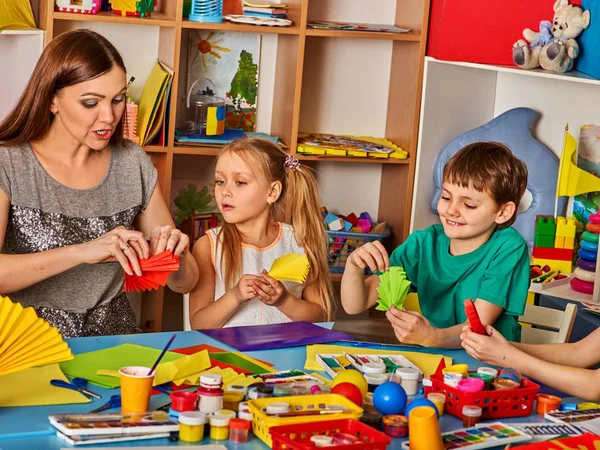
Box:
[137,59,173,146]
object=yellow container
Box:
[427,393,446,416]
[210,414,230,440]
[179,411,206,443]
[119,366,154,414]
[408,406,444,450]
[248,394,363,447]
[442,364,468,377]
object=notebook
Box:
[138,59,173,146]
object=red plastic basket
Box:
[429,373,540,420]
[269,419,390,450]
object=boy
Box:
[341,142,530,348]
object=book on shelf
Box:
[137,59,174,147]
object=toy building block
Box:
[345,213,358,226]
[320,206,328,220]
[532,246,573,261]
[370,221,387,235]
[136,0,155,17]
[555,217,577,249]
[56,0,101,13]
[343,220,353,232]
[328,218,344,231]
[357,219,372,233]
[531,257,573,274]
[534,216,556,248]
[359,212,373,225]
[350,227,362,233]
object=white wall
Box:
[307,0,396,23]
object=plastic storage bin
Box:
[327,225,390,274]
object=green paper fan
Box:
[376,266,411,311]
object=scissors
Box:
[89,395,121,413]
[50,377,101,399]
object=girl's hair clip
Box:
[284,155,301,171]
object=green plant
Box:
[173,184,215,225]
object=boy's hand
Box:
[234,274,261,302]
[386,306,436,346]
[253,271,288,307]
[347,241,390,273]
[460,325,514,366]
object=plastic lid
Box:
[238,401,249,412]
[178,411,207,426]
[457,378,485,393]
[273,384,292,396]
[422,377,432,387]
[257,384,274,394]
[238,409,253,421]
[427,393,446,402]
[537,394,562,405]
[364,373,388,384]
[310,435,333,446]
[477,367,498,378]
[462,405,482,417]
[229,418,251,430]
[362,362,386,374]
[227,384,248,394]
[266,402,291,414]
[216,409,236,418]
[210,414,231,427]
[200,373,222,386]
[395,367,420,380]
[223,391,244,402]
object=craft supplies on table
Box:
[178,411,207,442]
[401,422,531,449]
[511,422,583,442]
[89,394,121,413]
[316,351,423,381]
[50,377,101,399]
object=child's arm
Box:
[340,241,389,314]
[189,235,260,329]
[253,272,327,322]
[387,298,503,348]
[461,326,600,401]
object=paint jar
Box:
[256,384,274,398]
[395,368,420,395]
[332,432,359,444]
[238,401,249,412]
[238,408,253,421]
[178,411,207,443]
[443,372,463,388]
[467,373,494,390]
[310,435,334,447]
[462,405,482,428]
[216,409,236,420]
[427,393,446,416]
[365,373,389,393]
[382,414,408,438]
[457,377,485,393]
[266,402,291,415]
[248,386,259,400]
[422,377,433,396]
[291,384,309,396]
[273,384,293,397]
[442,364,469,377]
[226,384,248,399]
[537,394,562,415]
[223,391,244,411]
[492,377,520,390]
[360,410,383,429]
[362,362,387,374]
[171,391,199,413]
[497,368,522,385]
[209,414,230,440]
[477,367,499,378]
[198,374,223,414]
[229,418,251,443]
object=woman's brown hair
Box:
[0,29,126,146]
[216,138,334,320]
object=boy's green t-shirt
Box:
[389,224,530,342]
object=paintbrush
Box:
[269,409,354,418]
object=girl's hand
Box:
[346,241,390,273]
[460,325,514,366]
[234,274,261,302]
[254,271,288,306]
[80,226,150,276]
[150,225,189,257]
[386,306,437,346]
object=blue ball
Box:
[373,382,407,416]
[404,398,439,419]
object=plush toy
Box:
[512,0,590,73]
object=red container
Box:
[269,419,390,450]
[427,0,582,65]
[170,391,198,412]
[429,373,540,420]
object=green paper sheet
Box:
[59,343,185,388]
[209,352,274,375]
[376,266,411,311]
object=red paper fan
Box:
[124,250,180,292]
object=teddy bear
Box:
[512,0,590,73]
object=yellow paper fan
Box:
[268,253,310,284]
[0,296,73,376]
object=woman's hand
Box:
[253,271,288,306]
[460,325,516,367]
[346,241,390,273]
[80,226,150,276]
[234,274,261,302]
[150,225,189,257]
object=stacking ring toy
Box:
[589,213,600,224]
[581,240,599,252]
[578,258,597,272]
[571,277,595,294]
[579,249,597,261]
[586,223,600,233]
[574,267,596,282]
[582,231,600,243]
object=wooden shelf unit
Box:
[38,0,430,331]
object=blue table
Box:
[0,330,571,449]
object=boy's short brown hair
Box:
[442,142,528,229]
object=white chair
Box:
[519,303,577,344]
[183,293,191,331]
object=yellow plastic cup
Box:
[408,406,444,450]
[119,366,155,414]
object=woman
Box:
[0,30,198,337]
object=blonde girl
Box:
[189,138,333,328]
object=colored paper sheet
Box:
[0,363,89,407]
[268,253,310,283]
[304,344,452,378]
[60,344,186,388]
[376,267,411,311]
[175,343,275,367]
[200,321,354,352]
[209,352,275,375]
